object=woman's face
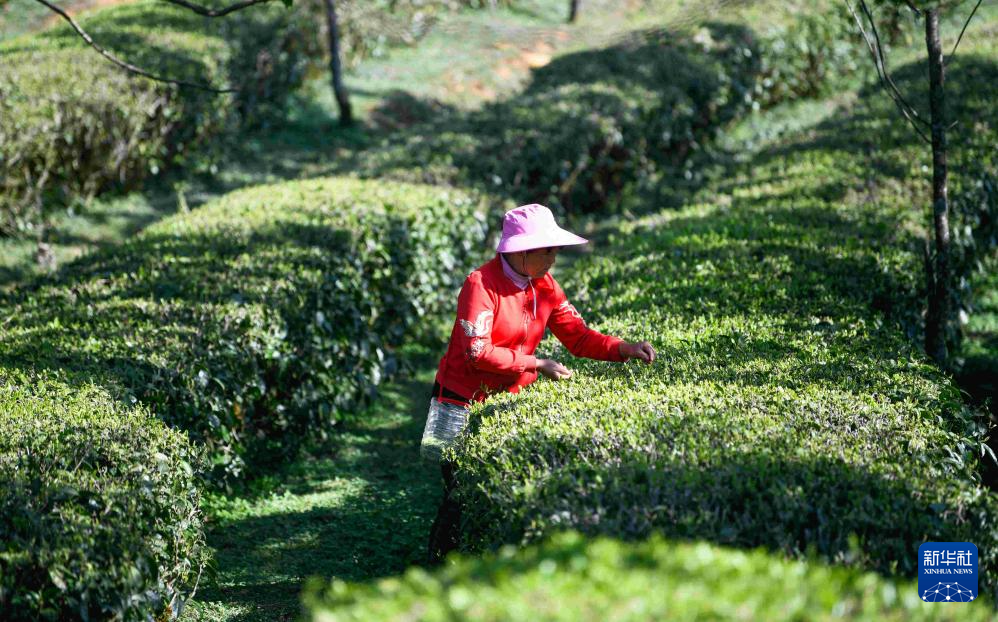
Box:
[510,247,560,278]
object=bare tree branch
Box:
[160,0,278,18]
[33,0,238,93]
[859,0,930,127]
[902,0,921,16]
[950,0,983,58]
[846,0,932,144]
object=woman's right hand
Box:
[537,358,572,381]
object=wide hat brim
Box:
[496,226,588,253]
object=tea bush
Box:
[0,177,488,483]
[304,532,994,620]
[0,368,207,621]
[741,0,863,104]
[0,0,318,234]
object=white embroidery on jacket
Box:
[460,310,494,337]
[468,337,486,360]
[558,300,585,323]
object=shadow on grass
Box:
[961,356,998,489]
[183,359,443,622]
[957,281,998,490]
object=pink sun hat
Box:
[495,204,588,253]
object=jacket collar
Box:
[485,254,552,294]
[499,253,530,290]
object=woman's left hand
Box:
[620,341,656,364]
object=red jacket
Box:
[435,254,625,401]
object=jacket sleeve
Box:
[547,281,626,362]
[457,273,538,375]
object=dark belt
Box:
[431,381,472,406]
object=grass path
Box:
[181,350,443,621]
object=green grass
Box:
[180,347,444,622]
[344,1,570,114]
[341,0,724,115]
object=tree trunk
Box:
[924,8,951,365]
[324,0,352,126]
[568,0,579,23]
